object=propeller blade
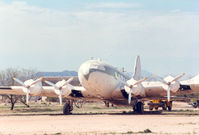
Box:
[62,77,75,87]
[162,80,168,85]
[13,78,25,86]
[26,89,29,104]
[162,74,184,101]
[128,89,132,104]
[29,77,43,86]
[124,77,147,88]
[55,88,63,105]
[123,78,147,104]
[44,80,64,105]
[58,94,62,105]
[133,77,147,86]
[171,73,185,83]
[66,77,75,83]
[167,86,171,101]
[44,80,56,87]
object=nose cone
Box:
[78,61,90,84]
[78,61,91,77]
[78,60,105,85]
[78,60,96,84]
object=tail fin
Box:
[133,55,141,80]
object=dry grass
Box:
[0,101,199,116]
[0,101,133,116]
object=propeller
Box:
[13,77,43,104]
[126,77,147,104]
[163,73,185,101]
[44,77,75,105]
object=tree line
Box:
[0,68,37,110]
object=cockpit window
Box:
[90,63,105,71]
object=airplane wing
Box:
[0,86,27,96]
[0,86,54,97]
[0,86,86,97]
[120,73,186,103]
[0,77,87,105]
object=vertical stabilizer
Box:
[133,55,141,80]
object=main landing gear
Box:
[132,101,144,114]
[63,100,73,115]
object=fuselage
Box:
[77,60,181,104]
[78,60,130,100]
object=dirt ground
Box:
[0,102,199,135]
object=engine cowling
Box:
[24,79,42,96]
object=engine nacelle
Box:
[61,84,73,97]
[24,79,42,96]
[163,81,180,93]
[124,78,146,97]
[54,80,73,97]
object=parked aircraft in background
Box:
[0,56,198,114]
[179,74,199,92]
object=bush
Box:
[144,129,152,133]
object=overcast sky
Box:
[1,0,199,76]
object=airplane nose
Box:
[78,60,93,85]
[78,61,91,77]
[78,60,104,83]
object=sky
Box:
[1,0,199,77]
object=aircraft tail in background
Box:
[133,55,141,80]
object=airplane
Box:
[0,56,198,114]
[179,74,199,93]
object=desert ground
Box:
[0,101,199,135]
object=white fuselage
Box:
[78,60,130,100]
[78,60,181,102]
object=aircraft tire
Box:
[162,106,167,110]
[136,102,144,114]
[161,101,167,110]
[149,105,153,111]
[63,100,73,115]
[192,102,198,108]
[168,101,172,111]
[133,105,137,112]
[168,106,172,111]
[155,107,158,110]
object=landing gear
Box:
[167,101,172,111]
[162,102,167,110]
[191,100,199,108]
[133,101,144,114]
[63,100,73,115]
[149,105,153,111]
